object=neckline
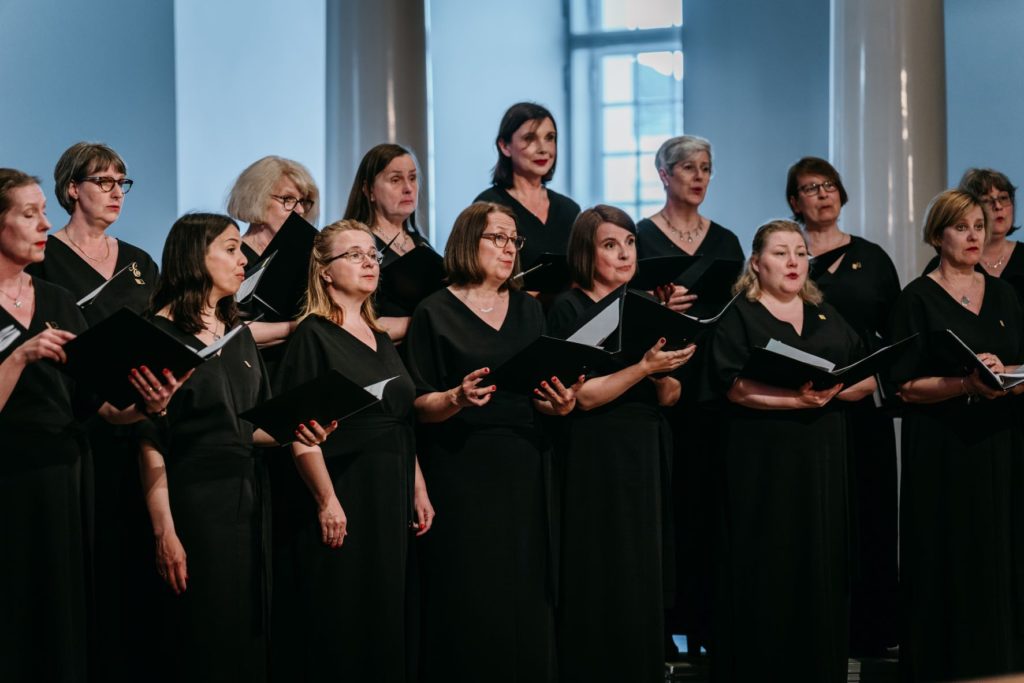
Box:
[499,186,552,226]
[50,233,124,281]
[0,275,37,331]
[444,286,510,332]
[754,296,813,338]
[923,272,986,317]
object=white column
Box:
[830,0,946,285]
[324,0,430,235]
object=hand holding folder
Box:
[486,335,620,396]
[928,329,1024,391]
[379,247,446,311]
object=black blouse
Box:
[474,186,581,269]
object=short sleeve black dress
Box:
[405,287,556,683]
[0,279,89,682]
[705,296,860,682]
[26,234,159,677]
[890,274,1024,682]
[636,216,743,651]
[546,288,672,682]
[144,318,271,683]
[808,234,901,652]
[474,186,580,269]
[271,315,415,682]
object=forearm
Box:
[652,376,682,407]
[414,457,427,495]
[139,441,176,537]
[379,316,411,343]
[414,390,462,423]
[898,376,967,404]
[250,321,295,348]
[836,376,877,402]
[575,364,647,411]
[252,427,277,447]
[98,402,149,425]
[292,443,336,506]
[726,378,811,410]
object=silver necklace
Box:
[938,271,974,307]
[377,226,411,254]
[0,275,26,308]
[660,211,704,243]
[983,242,1011,270]
[65,229,111,262]
[458,288,502,313]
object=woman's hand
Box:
[319,495,348,548]
[794,381,844,408]
[639,338,696,376]
[534,374,585,416]
[155,530,188,595]
[977,352,1005,375]
[11,328,75,365]
[411,485,435,537]
[654,284,697,313]
[963,369,1006,400]
[294,419,339,447]
[130,366,193,416]
[449,367,495,409]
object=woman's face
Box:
[661,151,711,208]
[788,173,842,229]
[938,205,985,268]
[0,184,51,267]
[204,223,247,301]
[499,117,556,182]
[68,163,125,228]
[751,230,809,299]
[264,175,311,232]
[591,222,636,289]
[370,154,418,225]
[476,211,519,285]
[979,186,1014,240]
[322,229,379,300]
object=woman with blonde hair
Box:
[891,190,1024,681]
[271,219,432,681]
[705,219,874,681]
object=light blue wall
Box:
[944,0,1024,191]
[428,0,569,247]
[682,0,831,253]
[0,0,178,262]
[174,0,326,224]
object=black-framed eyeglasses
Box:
[271,195,315,212]
[325,249,384,265]
[78,176,133,194]
[797,180,838,196]
[480,233,526,250]
[979,193,1013,208]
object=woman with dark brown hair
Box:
[139,212,331,682]
[344,143,433,341]
[405,201,579,683]
[475,102,580,270]
[547,204,693,682]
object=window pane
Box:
[640,202,663,220]
[602,55,635,104]
[638,104,677,152]
[603,106,636,153]
[603,156,637,203]
[639,153,664,202]
[637,51,683,102]
[600,0,682,31]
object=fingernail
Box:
[660,337,666,344]
[484,368,490,373]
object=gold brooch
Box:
[44,321,60,330]
[130,261,145,285]
[243,360,252,368]
[851,262,862,270]
[818,314,827,320]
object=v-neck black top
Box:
[636,218,743,264]
[474,186,581,269]
[405,287,546,433]
[26,236,158,326]
[924,241,1024,307]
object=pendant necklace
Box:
[66,229,111,262]
[983,242,1010,271]
[938,271,973,307]
[661,211,704,244]
[0,275,26,308]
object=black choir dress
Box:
[925,241,1024,305]
[27,235,159,677]
[0,280,89,683]
[405,288,556,683]
[474,186,580,269]
[637,217,743,651]
[808,235,901,652]
[547,288,672,682]
[272,315,415,682]
[705,296,860,682]
[144,318,271,683]
[890,274,1024,682]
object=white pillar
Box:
[324,0,430,235]
[830,0,946,285]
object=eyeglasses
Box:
[325,249,384,265]
[480,233,526,250]
[797,180,838,196]
[271,195,315,212]
[78,176,133,194]
[979,193,1013,208]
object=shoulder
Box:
[984,271,1019,301]
[710,221,743,249]
[546,188,581,215]
[511,288,544,315]
[116,239,158,265]
[636,217,659,236]
[31,276,78,308]
[474,186,506,204]
[849,235,894,262]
